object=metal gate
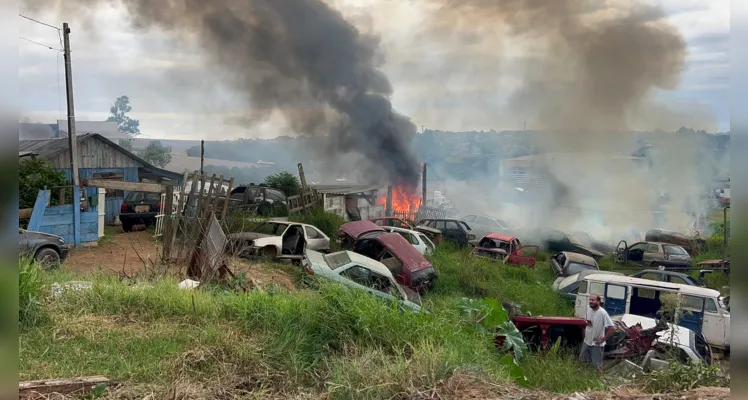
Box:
[154,187,180,238]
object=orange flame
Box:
[377,183,422,214]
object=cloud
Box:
[18,0,730,139]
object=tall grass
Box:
[19,258,46,328]
[427,244,573,316]
[23,277,512,399]
[289,209,347,238]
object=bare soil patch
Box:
[63,230,162,276]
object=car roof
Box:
[377,233,432,270]
[384,226,417,235]
[338,251,395,277]
[483,233,516,242]
[340,220,385,237]
[559,251,598,266]
[634,269,692,278]
[582,274,720,297]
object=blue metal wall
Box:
[60,167,139,225]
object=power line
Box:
[19,14,60,31]
[19,36,62,51]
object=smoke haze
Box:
[22,0,423,188]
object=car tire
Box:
[122,221,133,232]
[261,246,277,260]
[34,247,61,270]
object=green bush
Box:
[643,361,728,393]
[19,158,70,209]
[289,209,347,238]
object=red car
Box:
[338,220,386,250]
[369,217,415,230]
[471,233,539,268]
[352,232,437,293]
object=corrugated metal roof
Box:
[311,184,383,195]
[18,133,182,179]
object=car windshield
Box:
[567,234,585,246]
[323,252,351,269]
[566,262,596,275]
[252,222,287,235]
[664,245,688,255]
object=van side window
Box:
[705,298,719,313]
[606,285,626,300]
[579,281,588,294]
[589,282,605,296]
[682,295,705,312]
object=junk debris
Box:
[50,281,92,298]
[19,376,113,399]
[471,233,539,268]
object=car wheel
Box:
[122,221,133,232]
[261,246,277,260]
[34,248,61,270]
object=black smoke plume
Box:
[24,0,422,187]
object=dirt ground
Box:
[62,228,298,292]
[63,228,162,276]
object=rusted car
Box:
[369,217,415,230]
[549,251,599,277]
[413,225,443,245]
[645,229,707,255]
[338,220,386,250]
[470,233,539,268]
[352,232,437,293]
[614,240,691,269]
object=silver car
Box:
[227,221,330,260]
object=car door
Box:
[643,243,662,265]
[417,233,436,255]
[603,283,628,316]
[679,294,705,336]
[506,245,539,268]
[702,297,727,348]
[337,264,395,301]
[19,229,30,257]
[304,226,328,251]
[626,243,648,264]
[615,240,628,263]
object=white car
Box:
[227,221,330,260]
[612,314,713,366]
[380,226,436,255]
[302,250,423,313]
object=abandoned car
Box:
[645,228,707,255]
[552,270,624,302]
[458,214,523,239]
[416,218,476,247]
[338,220,386,250]
[380,226,436,255]
[19,228,71,269]
[549,251,599,277]
[369,217,415,230]
[470,233,538,268]
[528,229,605,260]
[352,232,437,293]
[227,221,330,260]
[413,225,443,245]
[574,274,729,351]
[614,241,692,269]
[570,231,616,255]
[629,269,700,286]
[497,305,712,367]
[302,250,422,312]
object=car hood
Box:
[572,245,605,258]
[23,230,65,243]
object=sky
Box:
[18,0,729,141]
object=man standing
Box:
[579,294,616,372]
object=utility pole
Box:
[200,139,205,175]
[62,22,80,186]
[421,163,427,207]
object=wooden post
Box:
[201,174,217,215]
[297,163,309,214]
[386,185,393,217]
[169,184,186,264]
[59,187,66,205]
[73,185,81,246]
[221,177,234,222]
[162,185,174,259]
[210,175,224,216]
[421,163,427,207]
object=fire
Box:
[377,183,422,214]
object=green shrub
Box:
[643,361,728,393]
[289,209,347,238]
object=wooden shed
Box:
[19,133,183,224]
